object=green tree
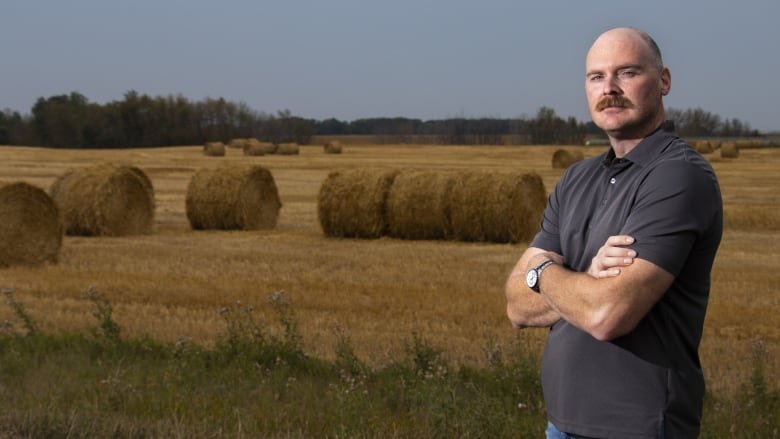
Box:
[530,107,563,144]
[31,92,90,147]
[0,111,9,144]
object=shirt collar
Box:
[602,121,679,168]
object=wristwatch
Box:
[526,259,556,293]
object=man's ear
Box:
[660,67,671,96]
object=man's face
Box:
[585,29,671,139]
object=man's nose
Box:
[603,74,621,95]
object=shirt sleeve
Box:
[621,160,721,277]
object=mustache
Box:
[596,95,634,111]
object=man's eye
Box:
[620,70,637,78]
[588,75,603,82]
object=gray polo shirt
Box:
[531,122,723,438]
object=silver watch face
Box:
[526,269,538,288]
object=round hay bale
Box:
[317,168,399,238]
[127,166,154,195]
[0,182,63,267]
[275,143,300,155]
[50,164,155,236]
[228,138,249,149]
[721,142,739,158]
[324,141,343,154]
[186,165,281,230]
[693,141,714,154]
[386,170,455,240]
[447,171,547,243]
[203,142,226,157]
[552,149,585,169]
[259,142,278,154]
[243,139,266,156]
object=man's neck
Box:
[608,137,643,158]
[606,118,667,158]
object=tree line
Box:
[0,91,760,148]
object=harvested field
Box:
[0,143,777,399]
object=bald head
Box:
[589,27,664,72]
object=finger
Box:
[598,268,621,278]
[602,247,637,258]
[606,235,635,246]
[600,256,635,268]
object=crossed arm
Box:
[505,235,674,341]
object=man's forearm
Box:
[506,268,561,328]
[505,247,563,328]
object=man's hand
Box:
[587,235,636,279]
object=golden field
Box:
[0,143,777,398]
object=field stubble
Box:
[0,143,777,398]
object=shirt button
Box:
[610,177,616,184]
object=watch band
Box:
[536,259,555,277]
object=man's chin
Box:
[596,115,664,140]
[595,120,638,140]
[593,119,627,134]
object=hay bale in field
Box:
[324,141,343,154]
[127,166,154,195]
[552,149,585,169]
[386,170,455,240]
[203,142,226,157]
[317,168,399,238]
[0,182,63,267]
[318,168,547,243]
[721,142,739,158]
[228,138,248,149]
[186,165,281,230]
[260,142,278,154]
[447,171,547,243]
[49,163,155,236]
[694,141,714,154]
[242,139,266,156]
[447,171,493,242]
[275,143,300,155]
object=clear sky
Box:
[3,0,779,132]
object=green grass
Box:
[0,289,776,438]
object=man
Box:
[505,27,723,438]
